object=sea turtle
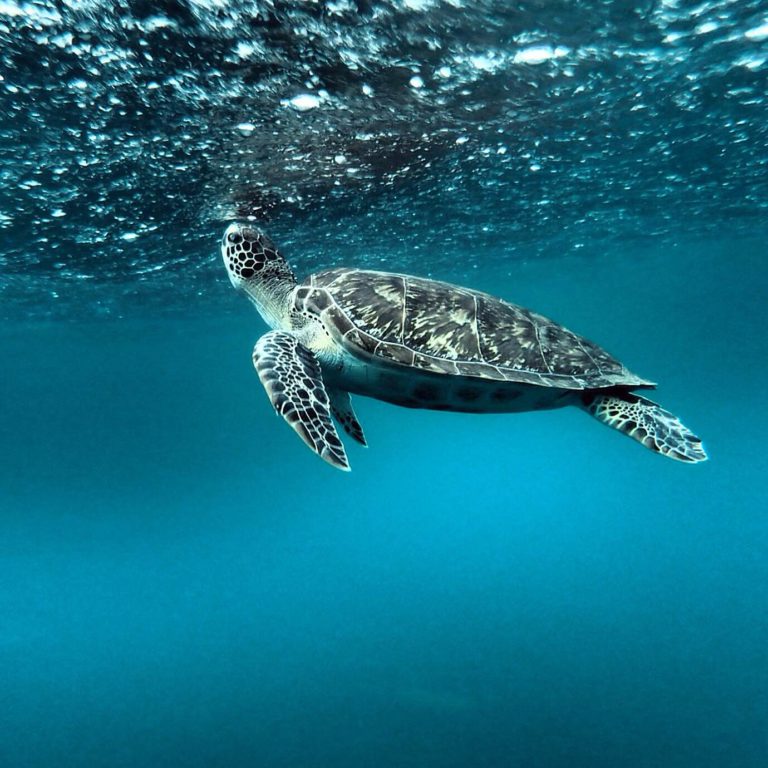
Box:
[221,222,707,470]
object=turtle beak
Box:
[221,223,242,288]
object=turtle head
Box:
[221,222,295,289]
[222,223,297,326]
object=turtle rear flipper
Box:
[580,391,707,463]
[328,388,367,446]
[253,331,350,470]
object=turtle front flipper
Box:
[328,388,367,446]
[581,391,707,463]
[253,331,350,471]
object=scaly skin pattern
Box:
[327,388,367,446]
[582,391,707,463]
[253,330,349,470]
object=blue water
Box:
[2,2,767,767]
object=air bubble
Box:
[283,93,321,111]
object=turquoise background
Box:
[2,239,766,767]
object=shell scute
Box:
[325,271,403,341]
[376,343,415,366]
[324,304,355,336]
[402,280,480,361]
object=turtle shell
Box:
[296,268,653,390]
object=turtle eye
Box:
[227,232,242,244]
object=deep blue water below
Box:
[2,237,766,767]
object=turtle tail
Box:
[579,390,707,463]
